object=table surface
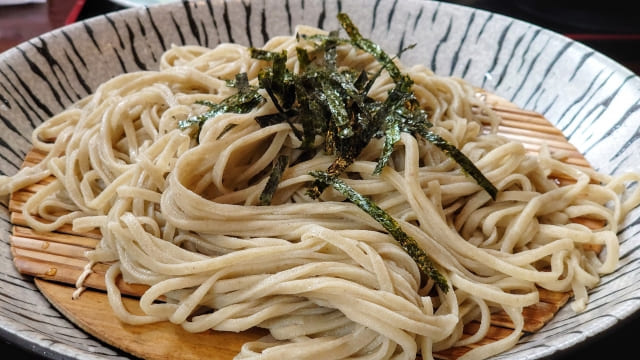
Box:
[1,0,639,359]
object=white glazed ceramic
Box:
[1,1,639,359]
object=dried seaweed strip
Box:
[310,170,449,292]
[259,155,289,205]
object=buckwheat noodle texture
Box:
[2,26,640,360]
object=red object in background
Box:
[65,0,86,25]
[0,0,85,53]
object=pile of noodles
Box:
[2,26,640,360]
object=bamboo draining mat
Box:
[10,92,589,359]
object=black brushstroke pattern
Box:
[594,260,640,290]
[0,310,80,342]
[430,17,451,73]
[480,20,512,89]
[105,14,129,73]
[243,0,253,47]
[539,92,557,115]
[530,87,545,110]
[386,0,398,32]
[63,50,91,95]
[431,1,440,24]
[509,36,551,103]
[0,279,33,301]
[0,313,109,349]
[0,274,38,293]
[517,28,541,74]
[449,10,474,75]
[18,46,68,110]
[618,215,640,239]
[105,15,125,50]
[32,38,80,101]
[397,28,406,58]
[0,150,20,173]
[124,23,148,71]
[608,152,631,174]
[0,72,40,129]
[0,294,59,319]
[199,20,210,48]
[170,14,186,45]
[412,6,423,31]
[371,0,381,32]
[82,22,101,53]
[182,0,202,45]
[0,135,24,162]
[136,16,158,64]
[222,1,235,43]
[317,0,326,30]
[559,69,608,134]
[494,31,525,88]
[3,63,52,121]
[605,99,640,162]
[523,40,573,109]
[113,48,128,74]
[578,74,632,150]
[0,212,10,225]
[135,15,148,39]
[205,0,222,47]
[569,51,595,82]
[475,12,492,43]
[0,93,8,107]
[260,7,268,46]
[285,0,293,34]
[146,7,167,51]
[61,30,88,69]
[0,99,30,143]
[461,58,471,78]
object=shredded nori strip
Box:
[309,170,449,292]
[416,127,498,199]
[259,155,289,205]
[178,73,264,139]
[337,13,403,82]
[216,123,238,140]
[335,12,497,199]
[182,13,499,288]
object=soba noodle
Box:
[2,23,639,360]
